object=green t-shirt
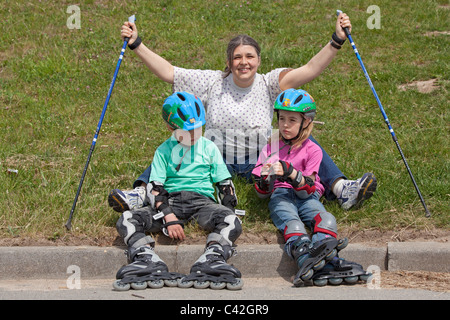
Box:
[149,135,231,200]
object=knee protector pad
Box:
[283,219,307,242]
[116,209,154,248]
[206,214,242,247]
[312,212,337,238]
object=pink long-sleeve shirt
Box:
[252,138,325,196]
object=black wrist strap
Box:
[128,36,142,50]
[163,221,184,229]
[329,40,341,50]
[332,32,346,45]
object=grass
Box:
[0,0,448,242]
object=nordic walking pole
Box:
[65,15,136,230]
[336,10,431,217]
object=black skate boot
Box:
[178,244,243,290]
[113,246,184,291]
[291,236,339,287]
[311,257,372,286]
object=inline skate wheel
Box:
[113,280,131,291]
[131,281,148,290]
[164,279,179,287]
[177,278,194,288]
[325,248,337,260]
[359,273,372,282]
[300,268,314,281]
[194,280,210,289]
[337,238,349,251]
[329,277,343,285]
[344,276,359,284]
[313,259,326,270]
[147,279,165,289]
[313,279,328,287]
[226,278,244,290]
[210,281,227,290]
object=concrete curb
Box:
[388,242,450,273]
[0,242,448,280]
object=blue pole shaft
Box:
[66,39,129,230]
[337,10,430,217]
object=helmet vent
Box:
[195,102,201,117]
[294,95,304,104]
[177,93,186,101]
[177,108,187,121]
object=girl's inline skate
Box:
[311,257,372,286]
[291,236,349,286]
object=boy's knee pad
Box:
[312,212,337,238]
[116,209,154,248]
[207,214,242,247]
[283,219,307,242]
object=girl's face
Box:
[228,44,261,88]
[278,110,310,140]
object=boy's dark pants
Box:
[116,191,242,249]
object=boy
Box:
[112,92,243,291]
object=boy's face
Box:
[174,127,203,146]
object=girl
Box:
[252,89,369,286]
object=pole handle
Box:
[124,15,136,42]
[336,10,351,37]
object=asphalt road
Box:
[1,277,448,301]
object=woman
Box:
[109,12,377,212]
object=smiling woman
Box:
[223,35,261,87]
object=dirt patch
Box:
[398,78,440,93]
[381,270,450,293]
[338,226,450,247]
[424,30,450,36]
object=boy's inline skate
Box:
[291,236,349,287]
[311,257,372,286]
[113,246,184,291]
[178,244,243,290]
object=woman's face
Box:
[228,44,261,88]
